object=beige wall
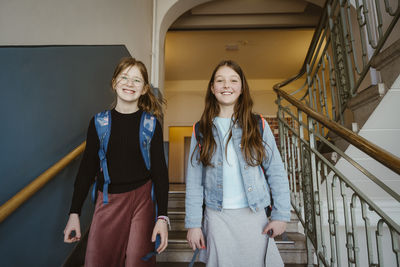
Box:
[163,78,306,140]
[0,0,153,67]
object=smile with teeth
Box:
[221,91,233,95]
[123,88,136,94]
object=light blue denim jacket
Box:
[185,118,291,229]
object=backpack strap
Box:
[257,113,265,137]
[193,121,202,150]
[139,111,162,261]
[140,112,156,170]
[256,114,274,217]
[93,110,112,204]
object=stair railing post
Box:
[297,110,305,218]
[306,234,315,267]
[307,115,324,265]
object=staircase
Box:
[157,184,308,267]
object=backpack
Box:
[192,114,273,217]
[92,110,159,260]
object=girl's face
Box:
[114,65,146,106]
[211,66,242,108]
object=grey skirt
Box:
[199,207,284,267]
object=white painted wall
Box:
[0,0,153,67]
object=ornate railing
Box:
[273,0,400,266]
[275,88,400,266]
[287,0,400,126]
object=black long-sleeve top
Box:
[69,109,169,216]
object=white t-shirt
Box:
[214,117,248,209]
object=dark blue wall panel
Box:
[0,45,131,266]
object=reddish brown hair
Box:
[111,57,164,119]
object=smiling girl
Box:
[63,57,169,267]
[185,60,290,266]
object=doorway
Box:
[168,126,193,183]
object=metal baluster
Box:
[361,0,379,49]
[325,168,335,267]
[308,116,324,264]
[312,79,321,136]
[346,0,367,74]
[291,134,298,208]
[316,160,328,262]
[287,124,294,193]
[307,64,314,110]
[297,111,305,215]
[326,54,338,121]
[375,219,386,266]
[316,74,326,136]
[332,175,343,267]
[383,0,398,16]
[373,0,383,42]
[391,228,400,266]
[360,200,377,266]
[339,0,356,97]
[339,180,353,267]
[321,55,330,121]
[350,194,361,267]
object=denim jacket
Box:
[185,118,291,229]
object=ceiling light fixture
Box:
[225,43,239,51]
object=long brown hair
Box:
[195,60,266,167]
[111,57,164,119]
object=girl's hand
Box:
[262,220,287,238]
[187,228,205,251]
[152,219,168,253]
[64,213,81,243]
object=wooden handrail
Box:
[0,142,86,223]
[274,87,400,175]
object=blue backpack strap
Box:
[139,111,161,261]
[139,111,156,170]
[189,248,201,267]
[93,110,112,204]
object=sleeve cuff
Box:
[270,210,291,222]
[185,217,202,229]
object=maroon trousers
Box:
[85,181,156,267]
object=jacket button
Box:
[239,144,242,148]
[218,161,222,166]
[244,165,248,169]
[255,207,259,212]
[217,184,222,188]
[248,186,253,192]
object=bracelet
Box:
[157,216,171,230]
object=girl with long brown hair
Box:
[185,60,290,266]
[63,57,169,267]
